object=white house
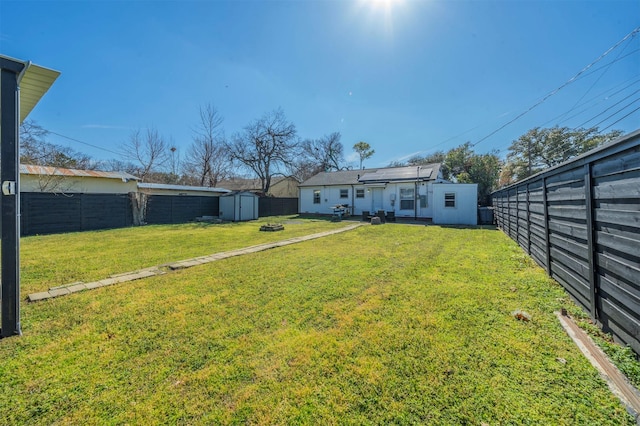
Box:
[299,164,478,225]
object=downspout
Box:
[17,61,31,85]
[414,166,419,220]
[351,184,355,216]
[414,181,418,220]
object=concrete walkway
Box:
[28,223,363,302]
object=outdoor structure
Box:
[217,176,299,197]
[0,55,59,338]
[492,129,640,355]
[299,164,478,225]
[432,183,478,226]
[137,182,230,197]
[219,192,259,221]
[138,183,230,225]
[21,164,139,193]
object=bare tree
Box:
[298,132,346,176]
[183,104,230,187]
[20,119,95,170]
[228,108,298,194]
[121,127,169,182]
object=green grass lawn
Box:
[0,221,635,424]
[19,216,348,295]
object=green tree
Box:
[443,142,501,205]
[504,126,623,183]
[353,141,374,169]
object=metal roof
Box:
[20,164,139,181]
[137,183,231,193]
[0,55,61,123]
[299,164,441,187]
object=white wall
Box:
[21,174,138,194]
[432,183,478,225]
[299,182,434,218]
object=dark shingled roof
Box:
[299,164,442,187]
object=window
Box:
[340,189,348,198]
[313,190,321,204]
[420,194,428,208]
[445,192,456,208]
[356,189,365,198]
[399,188,414,210]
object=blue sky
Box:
[1,0,639,169]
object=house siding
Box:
[299,182,435,219]
[432,183,478,225]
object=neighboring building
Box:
[268,176,300,198]
[298,164,478,225]
[137,182,230,197]
[20,164,139,193]
[217,176,299,197]
[216,177,262,193]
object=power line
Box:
[594,104,640,133]
[541,76,640,127]
[471,26,640,147]
[574,90,640,129]
[561,36,636,121]
[48,131,123,157]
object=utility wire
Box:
[574,90,640,129]
[560,36,635,121]
[471,26,640,147]
[600,106,640,132]
[48,131,124,158]
[587,100,640,132]
[541,76,640,127]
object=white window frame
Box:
[399,188,415,210]
[313,190,321,204]
[445,192,456,208]
[339,189,348,199]
[356,188,365,199]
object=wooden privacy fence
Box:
[492,129,640,354]
[258,197,298,217]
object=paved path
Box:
[28,223,363,302]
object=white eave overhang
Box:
[362,182,388,188]
[0,55,61,123]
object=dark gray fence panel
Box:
[145,195,219,224]
[81,194,132,231]
[592,147,640,353]
[21,193,132,236]
[258,197,298,217]
[492,130,640,354]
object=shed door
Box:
[240,195,255,221]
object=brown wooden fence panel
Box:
[492,129,640,354]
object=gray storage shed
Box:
[219,192,259,221]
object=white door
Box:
[371,188,383,212]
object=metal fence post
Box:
[0,65,23,337]
[542,177,551,276]
[584,163,598,320]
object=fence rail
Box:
[492,129,640,354]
